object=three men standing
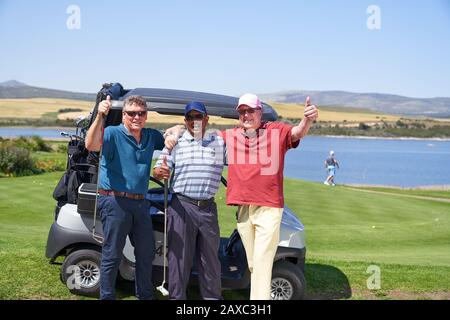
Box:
[87,92,317,300]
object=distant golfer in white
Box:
[324,150,339,186]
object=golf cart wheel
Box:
[271,260,306,300]
[61,249,101,297]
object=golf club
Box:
[75,116,86,137]
[156,177,169,297]
[76,115,86,126]
[60,131,74,144]
[61,132,83,141]
[92,116,106,244]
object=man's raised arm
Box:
[85,95,111,151]
[291,96,319,142]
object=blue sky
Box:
[1,0,449,98]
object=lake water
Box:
[0,127,76,139]
[285,136,450,187]
[1,127,449,187]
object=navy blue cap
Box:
[184,101,207,115]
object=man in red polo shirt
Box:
[223,93,318,300]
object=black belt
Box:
[175,194,214,207]
[98,189,145,200]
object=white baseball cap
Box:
[236,93,262,110]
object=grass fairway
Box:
[0,172,449,299]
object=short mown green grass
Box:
[1,172,449,299]
[345,185,450,200]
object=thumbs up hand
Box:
[98,95,111,117]
[304,96,318,122]
[154,156,171,180]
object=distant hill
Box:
[0,80,96,101]
[0,80,29,88]
[1,81,449,118]
[259,90,450,118]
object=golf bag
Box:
[52,83,126,214]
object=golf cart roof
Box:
[111,88,278,121]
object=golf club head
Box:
[157,285,169,296]
[92,233,104,244]
[76,115,86,125]
[71,134,83,140]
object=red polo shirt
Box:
[222,122,299,208]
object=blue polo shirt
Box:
[99,123,164,195]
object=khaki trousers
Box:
[236,205,283,300]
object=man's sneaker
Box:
[331,183,336,186]
[324,181,330,185]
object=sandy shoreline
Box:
[318,134,450,142]
[1,126,450,141]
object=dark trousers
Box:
[168,195,222,300]
[98,195,155,300]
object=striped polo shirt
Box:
[154,130,227,200]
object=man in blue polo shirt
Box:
[86,95,164,300]
[153,101,226,300]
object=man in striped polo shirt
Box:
[153,101,226,300]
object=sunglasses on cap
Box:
[123,111,147,118]
[185,113,205,121]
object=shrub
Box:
[57,144,67,153]
[34,159,66,172]
[395,120,408,128]
[358,122,370,130]
[2,136,52,152]
[30,136,53,152]
[0,146,37,176]
[410,122,426,129]
[58,108,83,113]
[12,136,31,149]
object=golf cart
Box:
[46,83,307,300]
